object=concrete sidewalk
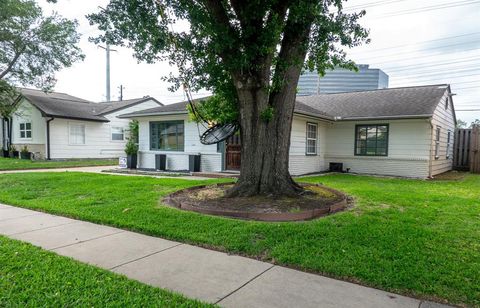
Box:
[0,204,449,308]
[0,165,211,180]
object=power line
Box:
[388,67,480,78]
[383,57,480,72]
[392,68,480,79]
[350,32,480,54]
[351,36,480,57]
[353,42,480,62]
[344,0,410,11]
[370,0,480,18]
[363,47,480,66]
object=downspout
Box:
[46,118,54,160]
[1,118,4,151]
[7,117,12,149]
[428,118,434,178]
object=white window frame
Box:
[434,126,441,159]
[111,126,125,141]
[19,122,32,140]
[306,122,318,155]
[446,130,452,159]
[69,123,86,145]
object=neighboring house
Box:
[1,88,162,159]
[119,84,456,178]
[298,64,389,96]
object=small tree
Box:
[128,120,139,144]
[456,119,467,129]
[0,0,84,150]
[0,0,84,90]
[470,119,480,128]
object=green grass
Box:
[0,236,212,307]
[0,172,478,306]
[0,157,117,170]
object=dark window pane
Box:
[26,123,31,130]
[376,147,387,155]
[355,125,389,156]
[20,132,25,138]
[20,123,25,130]
[357,127,367,140]
[150,121,184,151]
[26,131,32,138]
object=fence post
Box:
[471,125,480,173]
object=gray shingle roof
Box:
[296,84,449,120]
[119,85,450,121]
[118,97,207,118]
[19,88,161,122]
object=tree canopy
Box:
[0,0,84,93]
[88,0,369,196]
[88,0,368,123]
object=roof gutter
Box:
[43,114,110,123]
[336,114,433,121]
[293,111,334,122]
[118,110,188,118]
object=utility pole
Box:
[118,85,124,101]
[98,44,117,102]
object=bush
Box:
[124,139,138,156]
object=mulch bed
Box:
[163,183,350,221]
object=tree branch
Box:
[0,47,25,80]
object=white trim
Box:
[110,126,125,142]
[306,122,318,155]
[18,121,32,140]
[68,122,86,145]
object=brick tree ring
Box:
[163,183,351,222]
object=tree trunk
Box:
[227,74,303,197]
[223,1,315,197]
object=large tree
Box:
[0,0,84,149]
[89,0,368,197]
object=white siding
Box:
[430,91,455,176]
[11,99,47,157]
[49,99,160,159]
[136,114,222,172]
[288,115,327,175]
[325,119,432,178]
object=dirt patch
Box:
[163,183,350,221]
[430,171,467,181]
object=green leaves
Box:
[0,0,84,90]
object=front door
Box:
[225,134,241,170]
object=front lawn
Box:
[0,172,478,306]
[0,157,117,170]
[0,236,211,307]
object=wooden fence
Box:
[471,126,480,173]
[454,126,480,173]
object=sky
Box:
[38,0,480,123]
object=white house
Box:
[119,84,456,178]
[1,88,162,159]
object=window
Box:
[111,127,124,141]
[69,123,86,145]
[445,97,449,110]
[19,122,32,139]
[150,121,184,151]
[435,126,441,159]
[355,124,389,156]
[306,123,318,155]
[446,130,451,159]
